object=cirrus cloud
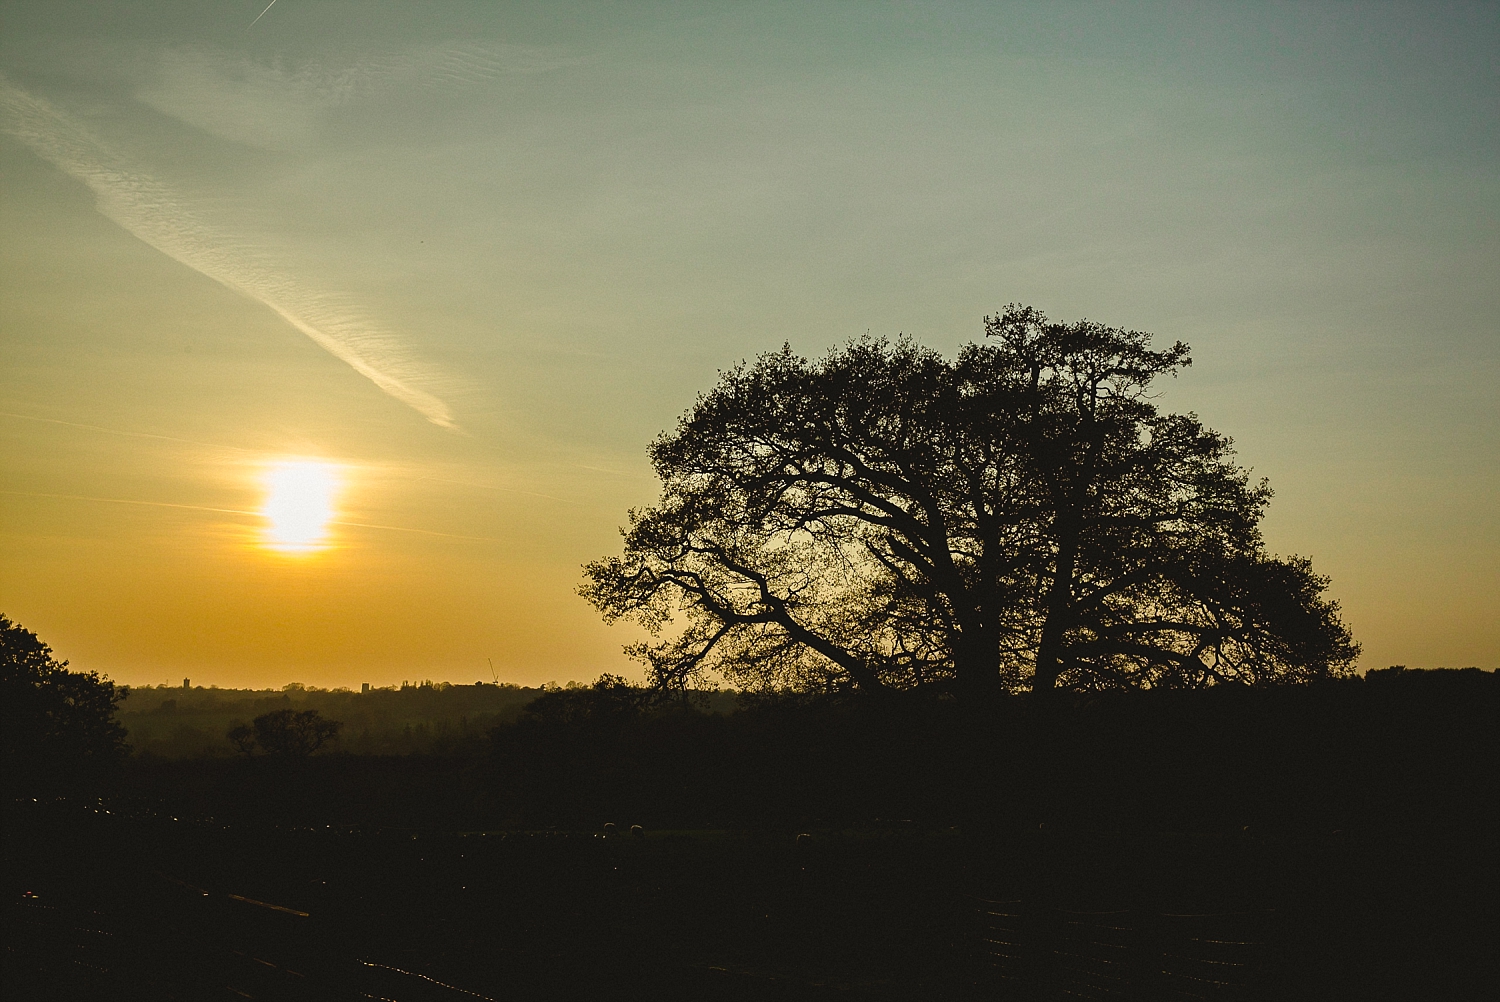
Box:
[1,73,459,430]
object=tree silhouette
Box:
[235,709,342,757]
[582,306,1357,695]
[226,721,258,756]
[1,614,129,792]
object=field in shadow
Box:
[5,669,1496,1000]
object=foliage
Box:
[582,306,1358,695]
[228,708,343,757]
[516,673,677,725]
[0,614,129,793]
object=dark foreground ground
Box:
[5,798,1495,1001]
[6,672,1497,1000]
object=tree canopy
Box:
[582,306,1358,696]
[228,709,342,758]
[1,614,129,792]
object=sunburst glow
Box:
[262,460,340,553]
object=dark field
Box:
[6,670,1497,1000]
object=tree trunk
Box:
[954,630,1002,702]
[950,564,1000,700]
[1035,410,1097,692]
[1034,520,1078,692]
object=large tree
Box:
[582,306,1357,695]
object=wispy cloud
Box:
[0,410,262,455]
[134,41,575,150]
[134,48,363,149]
[0,75,459,429]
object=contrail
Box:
[0,490,260,519]
[249,1,280,28]
[0,411,256,453]
[0,75,459,430]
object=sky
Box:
[1,1,1496,688]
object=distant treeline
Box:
[117,667,1497,838]
[118,681,740,758]
[121,682,537,758]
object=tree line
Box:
[6,609,1492,834]
[123,682,542,759]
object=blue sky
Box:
[2,1,1495,684]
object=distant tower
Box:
[183,678,190,689]
[361,682,370,694]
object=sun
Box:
[262,460,341,553]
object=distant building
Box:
[183,678,190,689]
[361,682,370,694]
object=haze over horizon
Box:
[2,1,1496,688]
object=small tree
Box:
[1,614,129,793]
[244,708,341,757]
